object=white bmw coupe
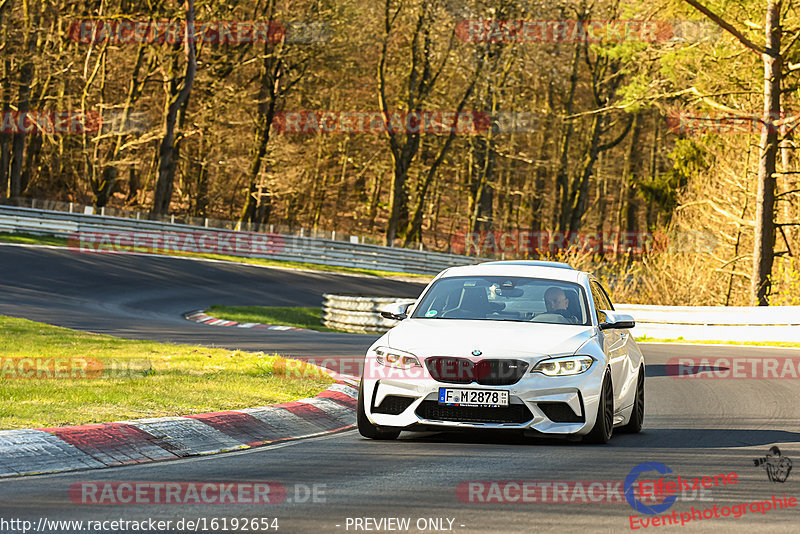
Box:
[357,260,644,443]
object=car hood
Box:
[384,318,595,359]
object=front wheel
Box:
[619,366,644,434]
[583,371,614,444]
[357,381,401,440]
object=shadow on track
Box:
[383,428,800,449]
[646,364,730,377]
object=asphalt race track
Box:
[1,244,799,533]
[0,245,425,360]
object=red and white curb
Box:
[184,310,315,332]
[0,381,358,478]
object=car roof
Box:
[483,260,574,270]
[439,261,585,284]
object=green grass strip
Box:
[0,315,333,429]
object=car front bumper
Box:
[362,360,605,436]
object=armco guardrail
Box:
[321,294,417,333]
[614,304,800,343]
[0,206,480,275]
[323,295,800,342]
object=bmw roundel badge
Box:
[472,350,482,356]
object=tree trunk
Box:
[566,114,603,233]
[553,44,581,230]
[751,1,781,305]
[0,58,11,197]
[616,112,641,260]
[402,60,483,246]
[385,151,413,244]
[467,134,495,235]
[21,130,42,194]
[240,0,281,226]
[9,61,33,198]
[151,0,196,217]
[378,0,451,246]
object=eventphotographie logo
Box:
[753,446,792,483]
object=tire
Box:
[583,371,614,444]
[619,366,644,434]
[357,381,401,440]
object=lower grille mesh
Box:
[537,402,584,423]
[374,395,415,415]
[415,401,533,424]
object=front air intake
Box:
[415,401,533,424]
[373,395,415,415]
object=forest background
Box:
[2,0,799,306]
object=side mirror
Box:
[599,311,635,330]
[380,301,413,321]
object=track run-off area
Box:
[0,244,798,534]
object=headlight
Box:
[375,347,422,369]
[532,355,594,376]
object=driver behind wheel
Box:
[543,287,580,324]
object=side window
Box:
[595,281,615,311]
[589,282,610,324]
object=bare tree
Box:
[378,0,458,246]
[151,0,196,216]
[681,0,785,305]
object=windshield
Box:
[411,275,590,325]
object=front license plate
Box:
[438,388,509,407]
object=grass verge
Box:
[0,315,334,429]
[0,231,431,280]
[205,305,339,333]
[0,232,68,247]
